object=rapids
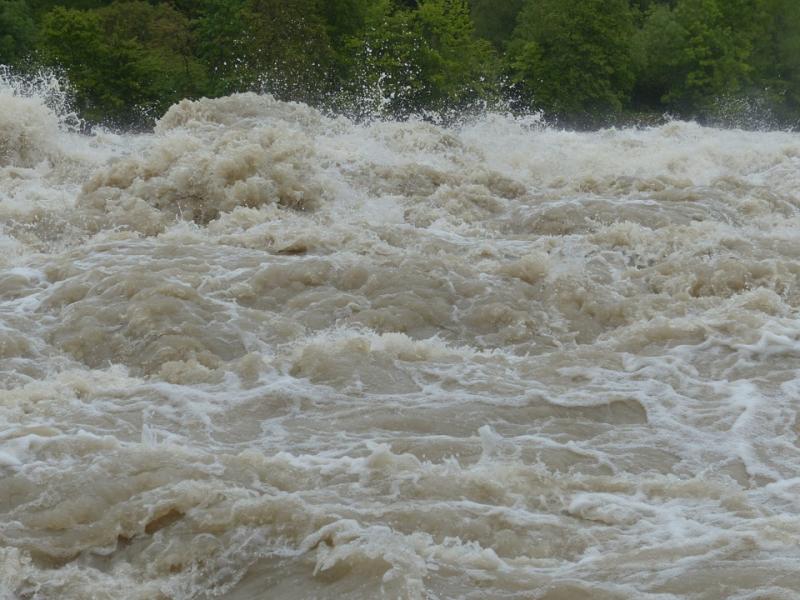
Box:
[1,78,800,600]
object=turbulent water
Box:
[1,77,800,600]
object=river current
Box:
[1,77,800,599]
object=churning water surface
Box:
[1,78,800,600]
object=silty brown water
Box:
[1,80,800,599]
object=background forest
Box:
[1,0,799,128]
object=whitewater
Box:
[1,76,799,600]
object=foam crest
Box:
[0,72,64,169]
[79,96,331,233]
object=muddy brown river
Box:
[1,78,800,599]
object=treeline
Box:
[1,0,799,128]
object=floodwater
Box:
[1,78,800,600]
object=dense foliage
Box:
[1,0,798,127]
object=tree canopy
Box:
[1,0,797,128]
[507,0,636,120]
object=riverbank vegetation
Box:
[1,0,798,128]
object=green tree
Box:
[671,0,757,109]
[750,0,800,121]
[507,0,636,120]
[14,0,800,126]
[631,3,687,109]
[322,0,372,44]
[190,0,253,96]
[193,0,336,103]
[40,2,205,124]
[468,0,523,49]
[351,0,497,116]
[634,0,763,113]
[0,0,36,65]
[246,0,336,103]
[100,1,204,99]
